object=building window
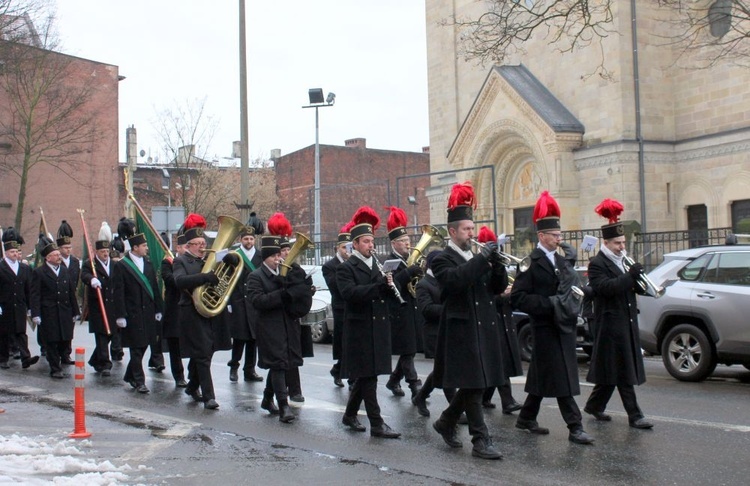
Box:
[513,206,535,248]
[731,199,750,233]
[686,204,708,248]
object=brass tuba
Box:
[193,215,245,318]
[280,232,314,276]
[405,224,445,297]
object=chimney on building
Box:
[126,126,137,171]
[270,148,281,161]
[232,141,242,158]
[345,138,366,149]
[422,146,430,154]
[177,145,196,164]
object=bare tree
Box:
[0,5,102,229]
[445,1,750,76]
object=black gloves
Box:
[559,242,577,265]
[488,250,503,268]
[223,253,240,267]
[205,271,220,285]
[481,241,498,258]
[628,262,644,279]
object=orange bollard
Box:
[69,347,91,438]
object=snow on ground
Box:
[0,434,134,485]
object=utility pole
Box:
[238,0,250,223]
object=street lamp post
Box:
[303,88,335,265]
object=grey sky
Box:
[54,0,429,162]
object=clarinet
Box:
[372,251,407,305]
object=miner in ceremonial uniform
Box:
[511,191,594,445]
[0,228,38,370]
[227,212,264,383]
[173,214,232,410]
[30,236,79,378]
[430,182,508,460]
[383,206,424,400]
[56,220,79,365]
[337,207,401,439]
[321,222,353,387]
[81,222,117,376]
[161,228,187,387]
[584,199,653,430]
[112,218,164,394]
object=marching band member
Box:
[511,191,594,445]
[337,207,401,439]
[430,182,508,460]
[584,199,653,429]
[56,220,79,365]
[160,228,187,387]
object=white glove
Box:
[27,309,31,317]
[116,318,127,328]
[90,278,102,289]
[227,305,232,314]
[0,306,3,316]
[32,316,41,325]
[155,313,162,322]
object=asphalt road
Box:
[1,330,749,485]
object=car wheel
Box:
[518,323,534,362]
[310,321,329,344]
[661,324,717,382]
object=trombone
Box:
[470,239,531,273]
[622,254,664,298]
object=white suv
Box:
[638,245,750,381]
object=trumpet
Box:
[622,255,664,298]
[372,251,406,305]
[470,239,531,273]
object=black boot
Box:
[411,388,430,417]
[386,377,405,397]
[278,399,295,423]
[261,390,279,415]
[408,380,422,400]
[229,367,239,383]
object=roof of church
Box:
[496,64,584,134]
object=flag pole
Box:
[76,209,111,336]
[127,193,174,261]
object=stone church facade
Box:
[425,0,750,238]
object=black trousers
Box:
[389,354,420,385]
[519,393,583,432]
[110,332,124,359]
[419,372,456,402]
[124,346,147,386]
[286,367,302,396]
[88,332,112,371]
[44,340,67,374]
[148,342,164,368]
[165,337,185,381]
[440,388,489,443]
[585,384,644,421]
[229,338,258,372]
[264,369,289,403]
[187,355,215,400]
[0,331,32,364]
[345,376,384,427]
[483,383,517,408]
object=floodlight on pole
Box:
[303,87,336,265]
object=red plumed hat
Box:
[595,198,625,239]
[447,181,477,223]
[477,225,497,244]
[267,212,293,237]
[533,191,561,231]
[182,213,207,242]
[384,206,408,241]
[350,206,380,240]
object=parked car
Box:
[637,245,750,381]
[300,265,334,343]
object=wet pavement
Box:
[1,329,749,485]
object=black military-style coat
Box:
[511,247,581,397]
[230,247,262,341]
[432,246,508,389]
[80,258,117,335]
[30,264,79,343]
[385,251,422,355]
[173,252,231,358]
[62,255,81,290]
[160,257,181,339]
[497,293,523,378]
[246,264,304,370]
[112,253,163,349]
[336,255,395,380]
[416,272,442,359]
[0,260,32,334]
[322,255,344,360]
[585,252,646,386]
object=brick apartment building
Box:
[275,138,431,242]
[0,17,119,250]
